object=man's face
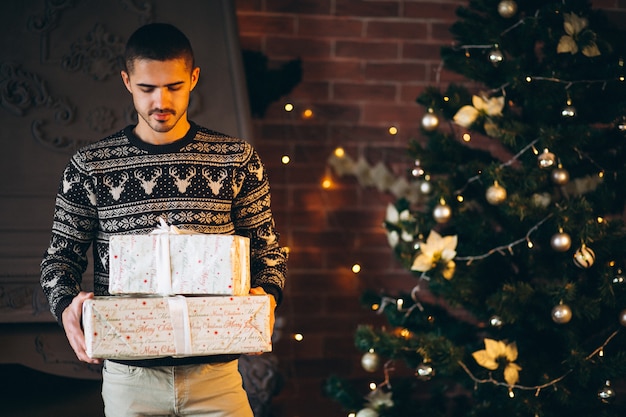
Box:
[121,58,199,139]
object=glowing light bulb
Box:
[352,263,361,274]
[443,96,450,102]
[397,298,404,310]
[462,133,471,142]
[525,76,532,82]
[294,333,304,341]
[281,155,291,164]
[457,194,464,203]
[302,108,314,119]
[284,103,294,112]
[322,178,332,189]
[334,147,345,157]
[388,126,398,135]
[371,303,380,311]
[527,239,534,248]
[597,216,605,223]
[508,389,515,398]
[369,382,377,390]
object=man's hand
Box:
[249,287,276,333]
[61,291,102,364]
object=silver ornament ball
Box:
[488,48,504,65]
[361,351,381,372]
[356,408,379,417]
[485,183,507,205]
[550,231,572,252]
[433,202,452,224]
[598,380,616,404]
[561,105,576,118]
[489,315,504,328]
[619,309,626,327]
[551,167,570,185]
[415,362,435,381]
[419,180,432,194]
[421,112,439,131]
[497,0,518,18]
[552,303,572,324]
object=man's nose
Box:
[153,88,171,107]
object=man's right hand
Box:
[62,291,102,364]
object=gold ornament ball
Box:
[421,112,439,131]
[497,0,518,18]
[433,202,452,223]
[619,309,626,327]
[537,149,556,169]
[361,351,380,372]
[551,303,572,324]
[485,183,507,205]
[551,167,570,185]
[573,245,595,268]
[550,231,572,252]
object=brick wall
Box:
[234,1,626,416]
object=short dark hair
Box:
[123,23,195,73]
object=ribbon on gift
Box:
[150,217,196,295]
[167,295,193,356]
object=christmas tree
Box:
[325,1,626,416]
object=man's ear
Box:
[121,70,132,93]
[190,67,200,91]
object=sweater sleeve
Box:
[232,146,287,305]
[40,152,99,324]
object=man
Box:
[40,23,287,417]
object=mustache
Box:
[149,108,176,115]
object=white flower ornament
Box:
[472,338,522,386]
[411,230,457,272]
[557,13,600,57]
[385,204,414,247]
[453,95,505,128]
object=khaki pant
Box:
[102,360,253,417]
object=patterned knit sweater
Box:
[40,122,287,327]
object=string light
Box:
[281,155,291,164]
[462,133,471,142]
[284,103,294,112]
[302,108,314,119]
[388,126,398,135]
[293,333,304,342]
[369,382,377,390]
[322,178,332,189]
[456,214,553,263]
[334,147,345,158]
[352,263,361,273]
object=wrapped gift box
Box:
[109,232,250,296]
[83,295,272,359]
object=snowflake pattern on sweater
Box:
[40,123,287,323]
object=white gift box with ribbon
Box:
[109,219,250,296]
[83,295,272,359]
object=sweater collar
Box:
[124,122,198,153]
